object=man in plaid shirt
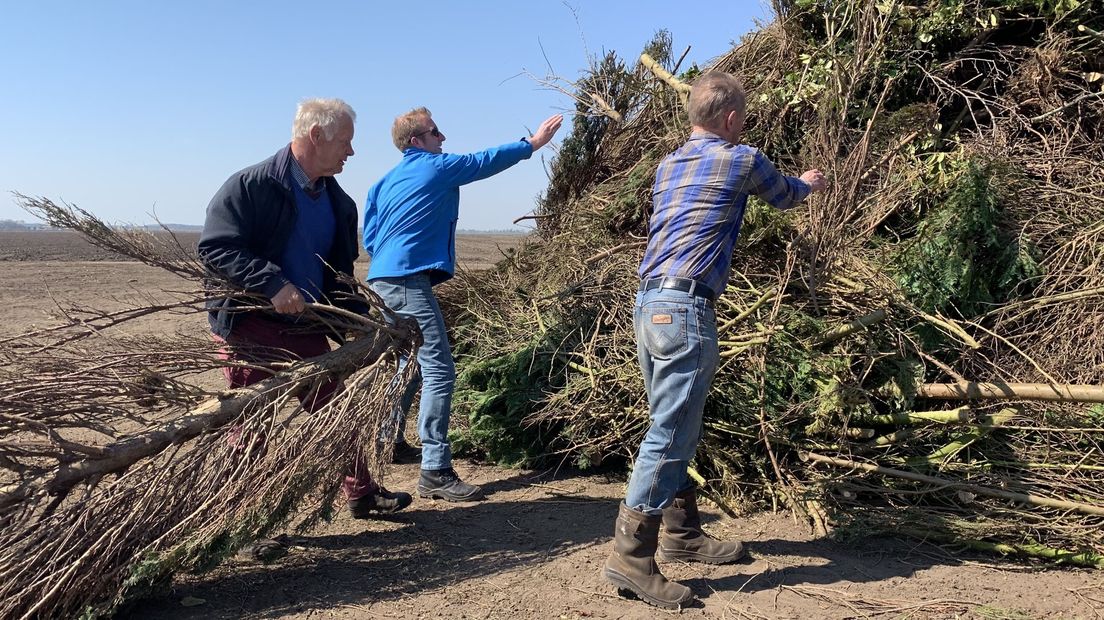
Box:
[604,71,828,609]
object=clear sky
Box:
[1,1,768,230]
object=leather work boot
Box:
[658,487,746,564]
[390,440,423,464]
[603,502,694,610]
[417,468,484,501]
[349,487,413,517]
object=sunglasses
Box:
[416,126,441,138]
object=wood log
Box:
[918,382,1104,403]
[814,308,887,346]
[640,53,691,104]
[40,333,396,495]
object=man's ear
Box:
[309,125,323,145]
[725,109,740,131]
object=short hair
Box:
[292,98,356,141]
[687,72,746,130]
[392,107,432,151]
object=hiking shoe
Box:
[417,468,484,502]
[349,487,413,517]
[391,441,423,465]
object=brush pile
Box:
[0,197,419,618]
[442,0,1104,566]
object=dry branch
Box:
[0,196,420,618]
[442,0,1104,567]
[803,451,1104,516]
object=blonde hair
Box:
[292,98,356,141]
[391,107,432,151]
[687,72,746,130]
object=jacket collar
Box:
[267,144,297,192]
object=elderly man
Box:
[603,72,828,609]
[363,107,562,502]
[199,97,411,519]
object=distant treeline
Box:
[0,220,204,232]
[0,220,52,231]
[1,219,523,235]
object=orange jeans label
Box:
[651,314,673,325]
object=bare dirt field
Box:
[3,231,1102,619]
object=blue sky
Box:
[1,1,768,230]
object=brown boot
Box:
[658,487,746,564]
[603,503,694,610]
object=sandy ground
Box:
[3,231,1103,619]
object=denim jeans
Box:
[624,288,719,515]
[369,273,456,470]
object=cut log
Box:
[918,382,1104,403]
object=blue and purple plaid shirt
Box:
[639,131,812,296]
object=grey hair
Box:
[292,98,356,141]
[391,107,432,152]
[687,72,746,129]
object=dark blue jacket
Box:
[198,145,362,337]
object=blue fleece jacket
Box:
[363,140,532,285]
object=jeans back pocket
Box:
[639,305,688,359]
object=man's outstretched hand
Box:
[800,169,828,192]
[528,114,564,151]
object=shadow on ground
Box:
[122,467,976,619]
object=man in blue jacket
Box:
[199,98,411,519]
[364,107,562,501]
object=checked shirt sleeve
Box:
[744,150,811,210]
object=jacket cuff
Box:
[261,277,291,301]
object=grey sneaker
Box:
[417,468,484,502]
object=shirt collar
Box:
[688,130,725,142]
[290,155,326,192]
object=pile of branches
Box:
[0,197,419,618]
[441,0,1104,566]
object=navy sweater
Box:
[198,145,363,337]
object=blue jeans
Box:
[624,288,719,515]
[369,273,455,470]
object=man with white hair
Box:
[603,72,827,609]
[199,98,411,519]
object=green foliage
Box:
[1087,404,1104,426]
[740,196,794,247]
[759,52,836,108]
[706,308,834,434]
[538,30,676,223]
[679,64,702,82]
[640,29,673,67]
[892,159,1039,318]
[599,152,660,233]
[452,342,559,466]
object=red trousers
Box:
[216,314,376,500]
